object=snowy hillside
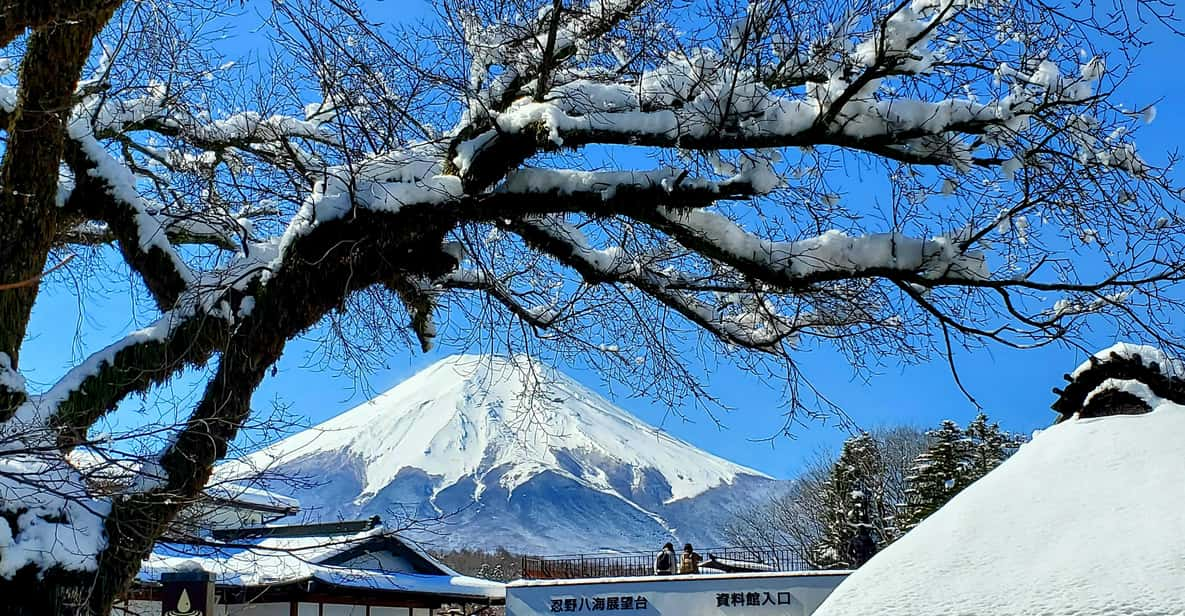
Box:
[815,344,1185,616]
[219,354,779,553]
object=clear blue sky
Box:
[18,2,1185,479]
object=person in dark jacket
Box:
[654,542,676,575]
[678,543,702,574]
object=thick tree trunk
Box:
[0,1,122,47]
[88,338,284,615]
[83,215,459,613]
[0,5,117,416]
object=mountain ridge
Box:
[218,354,781,553]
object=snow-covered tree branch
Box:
[0,0,1182,612]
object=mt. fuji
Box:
[219,354,782,554]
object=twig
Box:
[0,253,76,291]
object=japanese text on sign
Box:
[549,595,649,612]
[715,591,795,607]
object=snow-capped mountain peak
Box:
[220,354,777,552]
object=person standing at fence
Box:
[678,544,702,574]
[654,543,676,575]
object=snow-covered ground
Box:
[814,351,1185,616]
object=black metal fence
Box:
[521,547,811,580]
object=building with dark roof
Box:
[120,493,504,615]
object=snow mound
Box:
[814,397,1185,616]
[220,354,766,506]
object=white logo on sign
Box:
[165,588,201,616]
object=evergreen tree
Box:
[723,426,927,568]
[812,433,886,569]
[964,412,1025,478]
[901,420,969,530]
[728,419,1019,570]
[477,561,507,582]
[902,414,1024,530]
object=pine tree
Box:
[812,433,886,569]
[901,420,968,530]
[901,414,1024,531]
[964,412,1025,479]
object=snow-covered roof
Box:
[203,482,300,512]
[141,528,385,586]
[814,373,1185,616]
[312,569,505,600]
[140,528,504,601]
[1070,342,1185,380]
[395,534,464,578]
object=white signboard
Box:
[507,571,849,616]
